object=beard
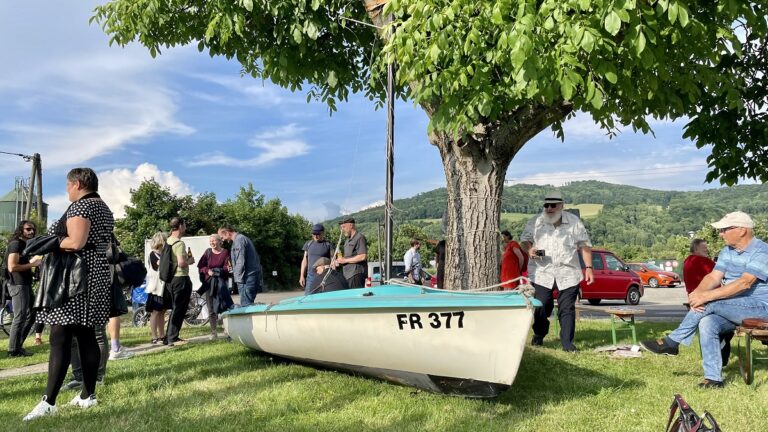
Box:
[543,210,562,224]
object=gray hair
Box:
[151,231,167,251]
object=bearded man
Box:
[521,191,594,352]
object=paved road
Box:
[253,286,689,322]
[576,286,689,321]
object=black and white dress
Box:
[38,197,114,327]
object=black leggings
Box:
[46,324,100,404]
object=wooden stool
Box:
[577,305,645,345]
[735,325,768,386]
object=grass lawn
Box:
[2,320,767,431]
[566,204,604,219]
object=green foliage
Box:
[115,180,310,290]
[93,0,768,184]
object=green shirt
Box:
[168,235,189,277]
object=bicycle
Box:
[132,290,209,327]
[1,298,12,336]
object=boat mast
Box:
[384,13,395,282]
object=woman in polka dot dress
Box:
[23,168,114,421]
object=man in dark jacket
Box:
[310,257,349,294]
[5,220,41,357]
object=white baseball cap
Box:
[711,211,754,229]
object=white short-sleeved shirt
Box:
[520,211,591,290]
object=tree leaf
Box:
[678,4,689,27]
[605,70,618,84]
[668,2,678,24]
[591,89,604,109]
[242,0,253,12]
[634,30,646,55]
[604,11,621,36]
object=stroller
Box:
[131,281,149,327]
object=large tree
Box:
[94,0,767,289]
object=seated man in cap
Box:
[641,211,768,388]
[335,217,368,288]
[300,223,333,295]
[309,257,350,293]
[521,190,594,352]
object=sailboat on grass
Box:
[222,8,540,398]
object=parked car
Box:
[366,261,406,287]
[627,263,681,288]
[395,269,438,288]
[555,249,644,305]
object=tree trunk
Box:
[435,134,508,290]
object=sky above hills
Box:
[0,1,725,223]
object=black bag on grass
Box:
[158,240,179,283]
[665,394,721,432]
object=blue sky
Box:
[0,2,722,223]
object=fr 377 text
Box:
[396,312,465,330]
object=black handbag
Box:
[34,249,88,310]
[666,394,721,432]
[109,274,129,317]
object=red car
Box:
[554,249,644,305]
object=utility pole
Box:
[24,153,43,220]
[0,150,42,221]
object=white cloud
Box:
[47,163,194,219]
[186,73,289,106]
[186,123,310,167]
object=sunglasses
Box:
[24,227,36,232]
[543,203,559,209]
[718,226,737,233]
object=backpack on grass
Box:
[158,240,180,283]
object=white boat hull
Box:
[224,301,534,397]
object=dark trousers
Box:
[7,284,35,353]
[165,276,192,342]
[347,273,366,289]
[46,324,100,403]
[70,324,108,381]
[533,282,580,350]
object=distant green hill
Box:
[324,180,768,262]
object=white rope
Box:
[385,276,536,309]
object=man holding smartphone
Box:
[521,191,593,352]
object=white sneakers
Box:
[69,394,98,409]
[209,333,218,341]
[22,396,57,421]
[108,346,135,360]
[22,393,99,421]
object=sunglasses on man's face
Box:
[718,226,737,234]
[543,203,559,209]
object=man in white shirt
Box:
[403,239,423,285]
[521,191,593,352]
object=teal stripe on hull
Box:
[223,285,541,315]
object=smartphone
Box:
[535,250,545,257]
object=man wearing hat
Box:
[335,217,368,288]
[521,190,593,352]
[299,224,333,295]
[309,257,350,293]
[642,211,768,388]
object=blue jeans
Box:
[304,272,316,296]
[239,273,262,306]
[668,296,768,381]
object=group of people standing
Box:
[299,217,369,294]
[144,220,262,345]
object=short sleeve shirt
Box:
[304,239,332,271]
[342,231,367,279]
[714,237,768,305]
[520,211,591,290]
[168,235,189,277]
[7,239,32,285]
